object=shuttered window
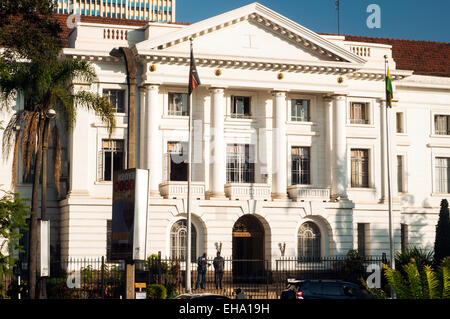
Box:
[435,157,450,193]
[351,149,369,188]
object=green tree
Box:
[1,58,116,299]
[434,199,450,266]
[0,0,62,64]
[0,190,29,287]
[365,257,450,299]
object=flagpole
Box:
[185,38,194,293]
[384,55,396,273]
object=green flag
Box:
[386,68,393,108]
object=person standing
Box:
[195,253,208,289]
[213,251,225,290]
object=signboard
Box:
[111,169,150,261]
[40,220,50,277]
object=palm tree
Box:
[1,57,116,298]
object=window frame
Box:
[226,144,255,184]
[297,222,321,261]
[349,102,370,125]
[290,99,311,122]
[291,146,311,186]
[230,96,252,119]
[350,148,370,188]
[98,139,125,182]
[167,92,189,117]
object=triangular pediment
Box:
[135,2,366,65]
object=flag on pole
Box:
[188,43,201,96]
[386,67,393,108]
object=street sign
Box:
[111,169,150,261]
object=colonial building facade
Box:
[1,3,449,263]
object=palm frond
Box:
[74,91,116,135]
[11,129,20,189]
[403,261,424,298]
[439,257,450,299]
[384,263,411,299]
[52,124,61,197]
[424,265,440,299]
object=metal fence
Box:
[3,255,387,299]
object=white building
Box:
[1,3,449,265]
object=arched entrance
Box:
[232,215,265,283]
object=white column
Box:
[208,88,226,198]
[272,91,288,199]
[139,86,146,168]
[331,94,348,199]
[145,84,162,197]
[324,96,334,194]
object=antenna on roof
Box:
[335,0,340,35]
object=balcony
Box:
[159,181,205,200]
[224,183,271,201]
[287,186,331,202]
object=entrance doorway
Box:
[232,215,265,283]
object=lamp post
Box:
[38,108,57,299]
[110,47,137,299]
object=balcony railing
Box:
[224,183,271,201]
[287,185,330,201]
[159,181,205,200]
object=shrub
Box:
[147,284,167,299]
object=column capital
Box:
[145,83,160,90]
[271,90,287,97]
[331,93,348,100]
[209,87,225,94]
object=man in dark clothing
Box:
[213,251,225,289]
[195,253,208,289]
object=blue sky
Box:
[176,0,450,42]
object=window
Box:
[99,139,124,181]
[291,99,310,122]
[350,102,369,124]
[396,112,405,133]
[298,222,321,261]
[226,144,255,183]
[170,220,196,261]
[401,224,409,253]
[168,93,188,116]
[231,96,251,119]
[291,147,310,185]
[397,155,405,193]
[357,223,369,257]
[166,141,188,182]
[434,115,450,135]
[435,157,450,193]
[351,149,369,188]
[103,89,125,113]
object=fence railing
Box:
[3,255,388,299]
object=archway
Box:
[232,215,265,283]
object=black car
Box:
[280,279,374,300]
[174,293,231,300]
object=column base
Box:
[330,194,349,202]
[206,191,228,200]
[149,190,163,198]
[271,192,289,201]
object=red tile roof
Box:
[53,14,450,78]
[343,35,450,78]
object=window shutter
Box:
[97,150,104,181]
